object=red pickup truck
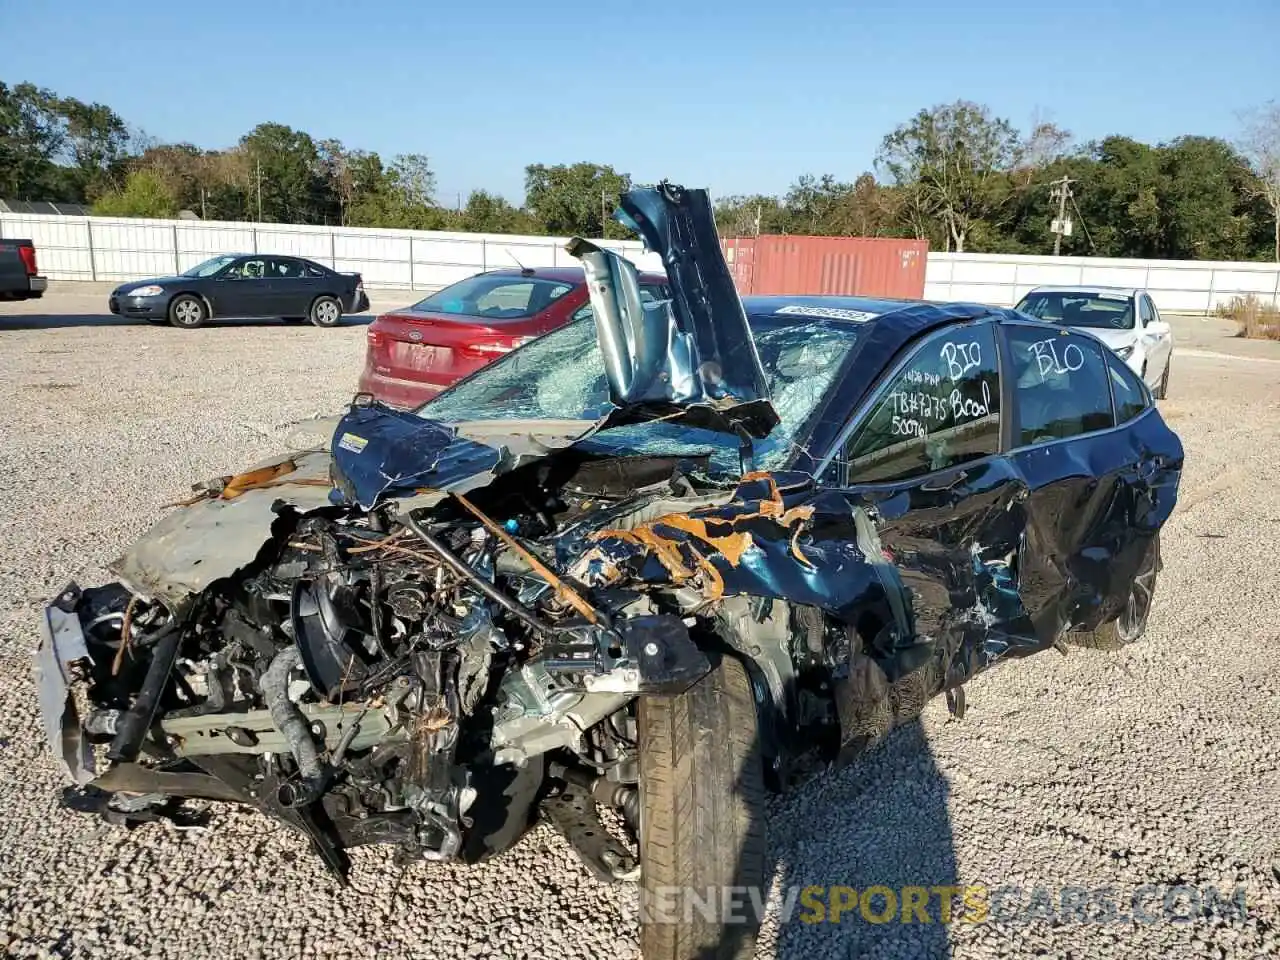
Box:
[0,239,48,301]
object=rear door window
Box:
[266,257,305,279]
[1004,326,1115,446]
[839,322,1002,484]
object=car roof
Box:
[477,266,668,283]
[742,294,917,321]
[746,293,1024,380]
[743,293,1009,341]
[1024,285,1142,298]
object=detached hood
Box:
[566,182,779,439]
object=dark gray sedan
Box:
[108,254,370,329]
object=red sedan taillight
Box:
[459,337,534,359]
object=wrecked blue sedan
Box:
[35,183,1182,960]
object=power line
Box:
[1067,191,1095,252]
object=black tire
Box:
[168,294,208,329]
[309,296,343,328]
[637,655,767,960]
[1070,533,1160,650]
[1154,358,1170,400]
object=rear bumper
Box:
[0,275,47,300]
[357,366,443,410]
[109,294,168,319]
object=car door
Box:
[1142,294,1173,380]
[265,256,317,317]
[1135,295,1161,388]
[817,319,1039,694]
[210,257,271,317]
[999,322,1172,641]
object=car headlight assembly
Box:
[131,285,165,297]
[1115,343,1135,360]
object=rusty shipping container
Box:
[721,235,928,300]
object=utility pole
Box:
[1049,175,1075,255]
[255,158,263,222]
[601,189,608,238]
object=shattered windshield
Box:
[417,317,861,473]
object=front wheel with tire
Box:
[637,655,767,960]
[168,294,208,329]
[309,296,343,328]
[1070,533,1160,650]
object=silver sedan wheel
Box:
[312,300,341,326]
[174,300,202,325]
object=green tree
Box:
[457,190,542,234]
[239,122,326,222]
[92,169,179,218]
[877,100,1022,252]
[389,153,437,208]
[0,82,73,200]
[524,162,632,238]
[713,194,791,236]
[784,174,853,234]
[59,96,133,198]
[1157,136,1257,260]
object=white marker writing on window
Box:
[941,341,982,381]
[1028,338,1085,380]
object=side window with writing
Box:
[841,323,1001,484]
[1004,327,1114,446]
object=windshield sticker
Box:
[338,432,368,454]
[774,304,880,322]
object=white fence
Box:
[3,210,1279,314]
[925,252,1280,314]
[0,212,664,290]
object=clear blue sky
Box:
[3,0,1276,205]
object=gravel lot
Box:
[1,294,1278,959]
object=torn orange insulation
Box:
[111,595,138,676]
[452,492,601,625]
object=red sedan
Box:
[359,266,670,409]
